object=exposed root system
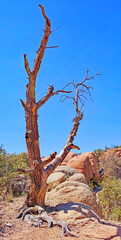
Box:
[17,206,79,238]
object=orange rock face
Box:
[61,152,77,166]
[82,152,100,180]
[113,147,121,157]
[61,152,100,182]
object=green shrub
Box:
[0,145,28,194]
[94,148,102,158]
[98,178,121,221]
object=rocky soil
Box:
[0,196,121,240]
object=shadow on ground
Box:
[47,202,121,240]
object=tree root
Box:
[17,206,79,238]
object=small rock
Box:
[0,210,4,215]
[5,222,13,228]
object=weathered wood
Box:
[22,5,51,207]
[19,206,79,238]
[22,5,96,208]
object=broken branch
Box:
[42,152,57,166]
[24,54,31,76]
[45,46,59,49]
[20,99,28,111]
[17,168,33,174]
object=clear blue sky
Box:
[0,0,121,156]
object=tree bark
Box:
[20,5,51,207]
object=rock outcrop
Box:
[47,202,101,226]
[66,154,93,182]
[61,152,77,166]
[112,147,121,157]
[46,178,99,214]
[47,166,80,191]
[82,152,100,179]
[61,152,100,182]
[9,174,27,197]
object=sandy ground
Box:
[0,196,121,240]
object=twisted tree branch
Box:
[45,70,99,176]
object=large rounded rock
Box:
[66,154,93,182]
[61,152,77,166]
[69,173,87,184]
[46,180,99,213]
[62,152,100,182]
[54,166,78,177]
[47,172,66,191]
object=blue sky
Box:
[0,0,121,156]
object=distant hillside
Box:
[94,146,121,179]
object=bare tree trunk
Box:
[19,5,99,208]
[24,91,47,207]
[20,5,51,207]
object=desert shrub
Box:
[99,152,121,180]
[0,145,28,194]
[98,178,121,221]
[94,148,102,158]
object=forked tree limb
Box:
[45,70,99,177]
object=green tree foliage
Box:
[0,145,28,194]
[98,178,121,221]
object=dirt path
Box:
[0,196,121,240]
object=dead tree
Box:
[19,5,99,209]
